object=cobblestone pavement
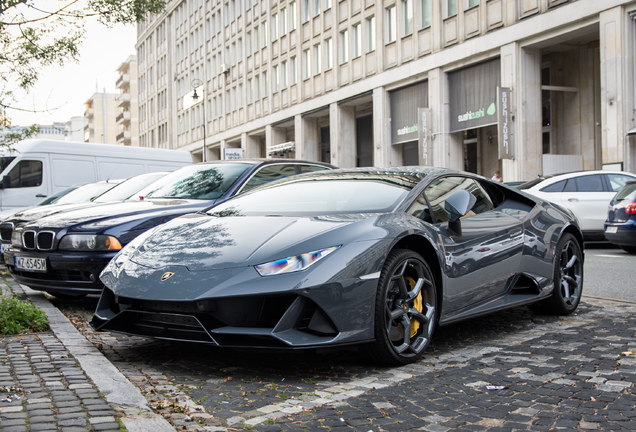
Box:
[0,276,123,432]
[52,295,636,431]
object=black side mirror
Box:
[0,175,10,189]
[444,189,476,235]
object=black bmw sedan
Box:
[4,159,333,298]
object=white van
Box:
[0,139,193,217]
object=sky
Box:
[8,20,137,127]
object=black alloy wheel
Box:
[368,249,437,366]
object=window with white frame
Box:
[280,7,287,34]
[247,78,252,102]
[324,0,331,10]
[302,0,310,22]
[366,16,375,52]
[313,0,320,17]
[281,60,288,88]
[272,14,278,41]
[261,21,268,47]
[325,38,333,70]
[273,65,279,91]
[445,0,457,18]
[303,48,311,79]
[402,0,413,36]
[290,2,297,30]
[353,23,361,58]
[386,6,396,43]
[290,56,297,84]
[254,26,260,53]
[339,29,349,64]
[262,72,268,97]
[465,0,479,9]
[419,0,431,28]
[313,43,321,75]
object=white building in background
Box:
[115,55,140,146]
[65,117,88,142]
[135,0,636,180]
[84,91,118,144]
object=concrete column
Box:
[219,139,227,160]
[329,102,356,167]
[600,6,627,168]
[242,133,262,158]
[295,115,320,161]
[518,47,542,179]
[500,42,520,181]
[373,87,398,167]
[428,68,462,170]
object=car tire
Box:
[366,249,437,366]
[531,233,583,315]
[620,246,636,254]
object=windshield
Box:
[0,156,16,173]
[207,173,421,217]
[94,172,167,202]
[55,181,121,204]
[138,163,252,200]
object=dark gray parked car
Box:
[92,167,584,365]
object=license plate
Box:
[15,256,47,272]
[606,226,618,234]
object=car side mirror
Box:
[444,189,476,235]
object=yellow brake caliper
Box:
[406,276,423,338]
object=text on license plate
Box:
[15,256,47,272]
[606,226,618,234]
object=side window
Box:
[424,176,494,223]
[541,180,566,192]
[5,160,42,188]
[298,164,330,173]
[607,174,636,192]
[242,164,298,192]
[406,193,433,223]
[575,175,603,192]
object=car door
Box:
[559,174,610,232]
[421,175,524,318]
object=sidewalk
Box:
[0,272,175,432]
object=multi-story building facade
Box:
[136,0,636,180]
[84,91,119,144]
[115,56,140,146]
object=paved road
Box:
[584,243,636,301]
[45,245,636,431]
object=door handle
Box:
[567,198,578,202]
[35,194,47,198]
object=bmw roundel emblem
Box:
[161,272,175,281]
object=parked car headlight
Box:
[255,246,340,276]
[11,231,22,248]
[58,234,122,251]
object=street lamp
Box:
[191,79,206,162]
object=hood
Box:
[4,202,104,225]
[128,213,384,271]
[21,198,216,237]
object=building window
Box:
[272,14,278,41]
[366,16,375,52]
[261,21,268,47]
[302,0,310,22]
[325,0,332,10]
[281,60,288,88]
[339,29,349,64]
[402,0,413,36]
[290,56,297,84]
[313,44,321,75]
[465,0,479,9]
[419,0,431,28]
[273,65,279,91]
[353,23,362,58]
[290,1,297,30]
[386,6,396,43]
[325,38,333,70]
[303,49,311,79]
[445,0,457,18]
[247,78,252,102]
[313,0,321,17]
[280,7,287,34]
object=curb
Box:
[7,277,176,432]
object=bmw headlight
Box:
[11,231,22,248]
[255,246,340,276]
[58,234,122,251]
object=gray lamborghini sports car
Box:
[92,167,584,365]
